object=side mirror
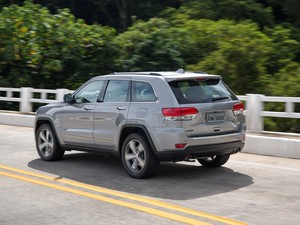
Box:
[63,93,73,103]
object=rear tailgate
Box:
[167,77,243,137]
[180,101,241,137]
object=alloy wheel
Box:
[124,139,146,174]
[38,129,54,157]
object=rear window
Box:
[169,79,238,104]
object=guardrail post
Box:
[246,94,264,132]
[285,102,294,114]
[20,87,33,113]
[56,89,69,101]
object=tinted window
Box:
[169,79,237,104]
[74,80,104,103]
[132,81,157,102]
[104,80,130,102]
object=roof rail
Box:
[192,71,208,74]
[109,70,209,76]
[109,72,163,76]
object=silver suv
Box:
[35,70,245,178]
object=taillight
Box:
[162,107,198,121]
[233,103,244,116]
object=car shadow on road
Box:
[28,152,253,200]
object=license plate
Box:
[206,112,226,122]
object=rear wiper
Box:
[211,96,229,101]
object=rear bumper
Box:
[155,141,244,161]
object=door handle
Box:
[84,106,93,111]
[117,106,127,110]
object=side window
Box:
[74,80,104,103]
[132,81,157,102]
[103,80,130,102]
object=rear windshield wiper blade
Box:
[211,96,229,101]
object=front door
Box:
[61,80,105,148]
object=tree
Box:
[163,0,274,28]
[263,25,299,78]
[116,18,184,71]
[155,17,274,94]
[0,1,119,89]
[0,0,181,32]
[259,0,300,27]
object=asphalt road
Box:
[0,124,299,225]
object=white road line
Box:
[231,160,300,172]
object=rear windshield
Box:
[168,79,238,104]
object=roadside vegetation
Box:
[0,0,299,132]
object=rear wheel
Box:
[36,124,65,161]
[197,154,230,167]
[121,133,159,179]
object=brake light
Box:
[233,103,244,115]
[162,107,198,120]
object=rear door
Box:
[93,79,130,150]
[168,78,242,137]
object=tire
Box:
[197,154,230,167]
[35,124,65,161]
[121,133,160,179]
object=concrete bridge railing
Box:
[0,87,71,113]
[0,87,300,159]
[237,94,300,133]
[1,87,299,133]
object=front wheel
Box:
[36,124,65,161]
[197,154,230,167]
[121,133,159,179]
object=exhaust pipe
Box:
[184,155,195,162]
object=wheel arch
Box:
[35,117,64,147]
[118,124,157,157]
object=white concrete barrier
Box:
[243,133,300,159]
[0,112,35,127]
[0,112,299,159]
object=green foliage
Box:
[181,20,271,94]
[109,12,299,98]
[268,62,300,97]
[264,25,299,74]
[264,0,300,27]
[1,0,181,32]
[164,0,274,28]
[159,1,300,97]
[1,0,299,95]
[0,0,299,132]
[0,1,118,89]
[116,18,184,71]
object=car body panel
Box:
[93,102,130,150]
[61,102,96,148]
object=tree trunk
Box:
[116,0,128,32]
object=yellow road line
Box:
[0,171,210,225]
[0,165,247,225]
[0,165,55,180]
